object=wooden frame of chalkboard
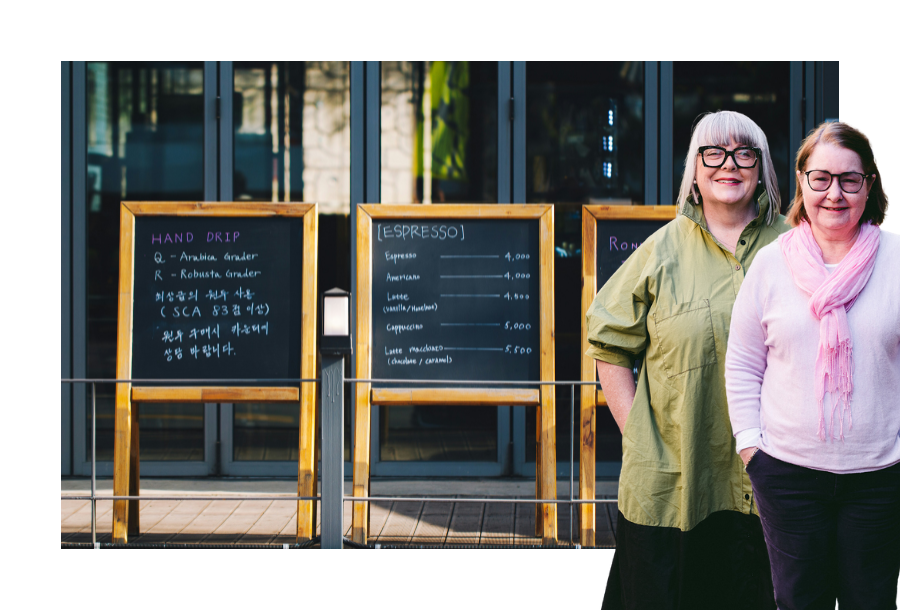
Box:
[579,204,677,546]
[112,201,318,545]
[352,204,557,544]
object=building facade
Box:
[61,61,839,478]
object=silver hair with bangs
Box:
[676,110,781,225]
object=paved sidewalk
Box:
[62,478,619,547]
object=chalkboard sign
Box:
[577,204,677,547]
[370,218,541,385]
[351,204,559,545]
[595,218,671,289]
[111,202,319,545]
[130,215,304,383]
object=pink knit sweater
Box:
[725,230,900,473]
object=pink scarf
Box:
[780,221,880,441]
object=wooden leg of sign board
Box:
[351,385,371,545]
[297,385,318,541]
[535,407,541,537]
[112,383,132,544]
[579,392,596,547]
[540,389,558,544]
[127,403,141,537]
[313,399,320,536]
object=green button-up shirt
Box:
[585,194,789,531]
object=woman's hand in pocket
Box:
[740,446,759,467]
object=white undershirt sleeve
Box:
[734,427,761,453]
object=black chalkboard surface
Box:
[595,218,669,289]
[130,216,304,383]
[371,219,541,384]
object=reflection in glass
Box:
[377,62,499,463]
[231,400,352,462]
[86,62,205,461]
[234,403,299,461]
[526,61,644,465]
[233,62,350,214]
[232,62,351,462]
[527,61,644,207]
[138,404,204,460]
[381,61,497,203]
[379,406,497,462]
[673,62,791,212]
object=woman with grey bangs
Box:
[585,110,788,609]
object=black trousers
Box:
[748,450,900,610]
[601,509,775,610]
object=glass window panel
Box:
[381,61,497,203]
[139,404,205,461]
[233,379,351,463]
[233,61,350,213]
[673,61,791,212]
[86,61,205,461]
[232,62,351,461]
[525,61,644,465]
[377,61,499,463]
[379,406,497,462]
[526,61,644,206]
[234,403,299,461]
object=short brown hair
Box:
[787,121,888,227]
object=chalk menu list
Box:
[371,219,541,385]
[595,219,668,289]
[131,216,303,383]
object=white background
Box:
[843,64,899,235]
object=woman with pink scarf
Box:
[725,121,899,610]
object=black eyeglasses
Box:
[804,170,874,194]
[698,146,761,168]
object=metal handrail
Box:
[342,497,615,504]
[63,495,320,501]
[62,376,613,548]
[61,377,602,385]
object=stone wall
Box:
[380,61,415,203]
[302,61,351,214]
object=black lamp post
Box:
[319,288,352,549]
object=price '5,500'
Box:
[505,345,532,355]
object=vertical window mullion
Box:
[804,61,816,136]
[789,61,804,209]
[203,62,219,202]
[62,61,73,475]
[644,62,659,206]
[218,62,234,202]
[72,61,88,473]
[659,62,674,207]
[497,62,511,204]
[365,61,380,204]
[512,61,526,203]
